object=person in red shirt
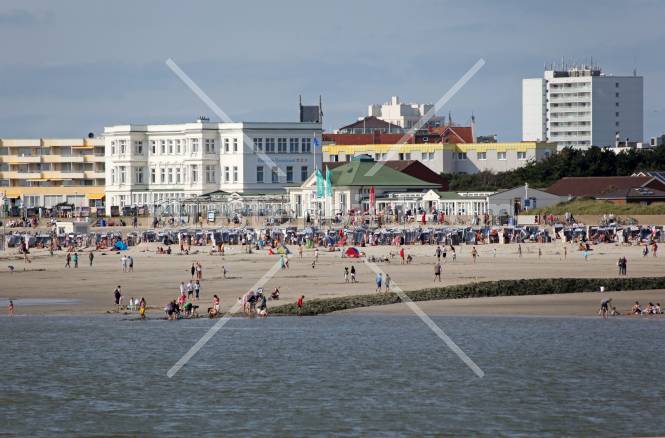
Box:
[296,295,304,316]
[399,247,405,264]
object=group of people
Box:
[120,254,134,272]
[113,285,146,319]
[617,256,628,275]
[631,301,663,315]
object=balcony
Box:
[0,155,42,164]
[41,155,85,163]
[0,171,42,179]
[84,170,105,179]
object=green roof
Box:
[327,161,437,187]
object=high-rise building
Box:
[368,96,446,129]
[0,136,106,211]
[103,118,322,215]
[522,65,643,149]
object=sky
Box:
[0,0,663,140]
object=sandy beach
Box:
[2,236,664,316]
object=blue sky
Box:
[0,0,663,139]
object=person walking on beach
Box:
[8,300,14,317]
[139,297,146,320]
[563,246,567,260]
[471,247,478,263]
[190,263,196,279]
[399,247,405,264]
[186,280,194,300]
[194,280,201,300]
[344,266,349,283]
[128,256,134,272]
[450,245,456,262]
[222,265,228,279]
[385,274,391,292]
[314,248,319,262]
[89,251,94,267]
[434,261,442,282]
[65,253,71,268]
[72,252,79,268]
[538,248,542,259]
[296,295,304,316]
[518,244,522,258]
[299,244,304,259]
[652,242,658,257]
[196,262,202,280]
[435,245,442,261]
[375,272,383,292]
[113,286,122,311]
[350,265,357,283]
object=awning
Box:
[86,193,105,200]
[4,194,20,199]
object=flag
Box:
[312,135,320,149]
[315,169,324,198]
[369,186,375,211]
[325,166,333,197]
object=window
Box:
[205,165,216,183]
[167,168,173,183]
[301,138,311,153]
[253,138,263,152]
[151,168,156,183]
[120,166,126,183]
[498,151,507,160]
[615,82,619,88]
[457,152,467,160]
[160,168,165,183]
[272,167,278,183]
[176,168,181,184]
[286,166,293,183]
[256,166,264,183]
[278,138,287,153]
[151,141,156,154]
[517,151,527,160]
[205,139,215,154]
[134,167,144,183]
[111,168,116,184]
[191,139,199,153]
[615,102,620,107]
[615,121,620,127]
[191,165,199,183]
[266,138,275,153]
[233,138,238,152]
[301,166,308,181]
[224,138,229,153]
[160,140,166,154]
[233,166,238,183]
[135,141,143,155]
[428,152,434,160]
[167,140,173,154]
[616,112,620,117]
[544,150,551,158]
[224,166,229,182]
[289,138,299,153]
[477,151,487,160]
[421,152,428,161]
[119,140,126,154]
[175,140,181,154]
[615,92,620,98]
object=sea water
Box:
[1,314,664,436]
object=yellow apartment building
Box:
[0,137,106,211]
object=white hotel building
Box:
[103,119,322,215]
[523,66,643,149]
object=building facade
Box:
[322,141,554,174]
[103,120,321,215]
[0,137,106,210]
[523,65,643,149]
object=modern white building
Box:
[522,65,643,149]
[104,119,321,215]
[368,96,446,129]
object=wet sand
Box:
[1,239,663,316]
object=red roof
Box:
[545,176,665,197]
[323,132,412,145]
[428,126,474,143]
